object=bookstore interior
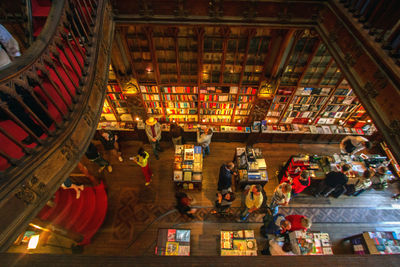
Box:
[10,25,400,258]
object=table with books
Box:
[289,230,333,255]
[220,230,258,256]
[345,231,400,255]
[235,147,268,189]
[173,145,203,190]
[155,228,191,256]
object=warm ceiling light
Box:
[367,119,372,123]
[202,119,205,122]
[268,120,271,123]
[146,67,152,73]
[238,119,241,123]
[135,117,139,121]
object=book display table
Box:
[155,228,191,256]
[289,230,333,255]
[345,231,400,254]
[173,145,202,190]
[280,153,392,182]
[235,147,268,189]
[220,230,257,256]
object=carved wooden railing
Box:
[338,0,400,65]
[0,0,113,251]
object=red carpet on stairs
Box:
[37,181,108,246]
[0,0,89,171]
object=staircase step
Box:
[37,190,60,220]
[71,186,97,233]
[62,186,93,230]
[78,182,108,245]
[31,0,51,17]
[38,189,62,221]
[46,188,71,222]
[52,189,75,226]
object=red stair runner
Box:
[37,181,108,246]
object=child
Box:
[131,147,152,186]
[270,183,292,215]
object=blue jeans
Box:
[203,145,210,157]
[269,200,279,215]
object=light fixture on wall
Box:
[259,78,279,99]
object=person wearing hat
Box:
[145,117,162,159]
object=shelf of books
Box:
[280,87,332,124]
[232,86,257,124]
[161,86,199,123]
[265,87,295,124]
[140,85,164,121]
[199,86,237,124]
[100,84,133,122]
[315,87,358,126]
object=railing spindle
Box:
[36,65,74,112]
[0,125,34,154]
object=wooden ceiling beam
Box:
[239,28,257,86]
[219,26,231,84]
[194,27,205,85]
[297,39,322,86]
[166,27,181,83]
[317,57,334,86]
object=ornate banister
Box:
[0,0,113,251]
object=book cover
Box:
[178,245,190,256]
[183,171,192,181]
[174,171,183,181]
[167,229,176,241]
[165,242,179,255]
[176,230,191,242]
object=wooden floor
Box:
[25,141,400,256]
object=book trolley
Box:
[173,145,203,190]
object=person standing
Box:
[197,126,213,157]
[314,164,351,197]
[217,162,236,192]
[132,147,152,186]
[99,130,123,162]
[0,24,21,67]
[340,136,371,155]
[145,117,162,160]
[285,215,312,232]
[239,184,264,221]
[269,183,292,215]
[287,170,311,196]
[170,122,184,146]
[85,142,112,173]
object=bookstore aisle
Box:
[75,141,400,257]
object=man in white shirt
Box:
[340,135,371,155]
[0,24,21,67]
